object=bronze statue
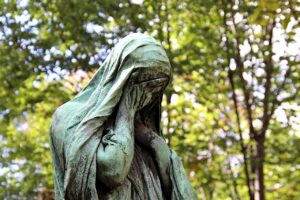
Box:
[50,33,197,199]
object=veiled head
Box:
[120,42,171,132]
[65,33,171,134]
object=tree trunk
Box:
[254,136,265,200]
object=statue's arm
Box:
[134,121,171,196]
[134,123,197,199]
[150,135,172,196]
[96,95,135,188]
[96,73,165,188]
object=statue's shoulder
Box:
[50,103,69,138]
[52,100,77,121]
[50,101,80,135]
[52,103,66,123]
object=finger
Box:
[133,86,139,109]
[138,90,147,109]
[135,77,168,88]
[144,93,153,107]
[129,71,139,85]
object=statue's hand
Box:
[121,72,167,112]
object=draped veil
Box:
[50,33,197,200]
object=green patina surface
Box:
[50,33,197,199]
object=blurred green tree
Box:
[0,0,299,199]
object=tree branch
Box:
[229,0,257,139]
[260,19,276,137]
[221,2,254,199]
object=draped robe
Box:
[50,33,197,200]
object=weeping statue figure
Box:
[50,33,197,200]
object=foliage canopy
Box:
[0,0,300,199]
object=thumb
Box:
[127,71,139,87]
